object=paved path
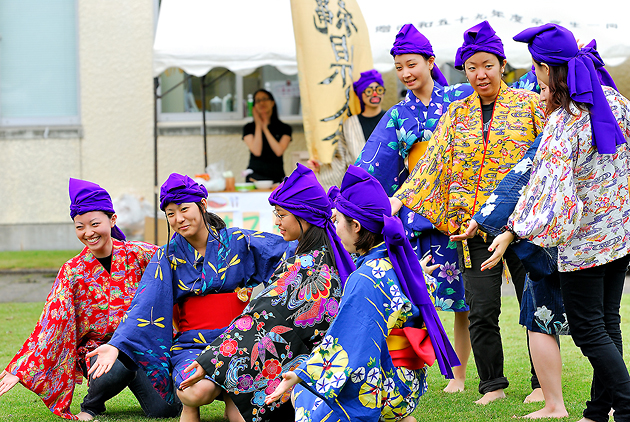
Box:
[1,270,630,303]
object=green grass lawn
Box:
[2,297,625,421]
[0,250,81,270]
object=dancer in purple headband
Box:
[486,23,630,421]
[86,173,295,422]
[310,69,387,189]
[266,165,458,422]
[391,20,545,405]
[0,179,180,420]
[176,164,356,422]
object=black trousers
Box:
[559,253,630,422]
[80,355,181,418]
[457,235,528,394]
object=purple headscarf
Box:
[268,163,355,286]
[160,173,208,211]
[69,178,126,241]
[514,23,625,154]
[353,69,384,112]
[330,166,459,378]
[454,20,505,70]
[390,23,449,87]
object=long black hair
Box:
[293,217,337,269]
[253,89,280,125]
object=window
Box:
[158,65,300,121]
[0,0,80,126]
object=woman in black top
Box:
[243,89,292,183]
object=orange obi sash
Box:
[387,327,436,370]
[175,289,251,332]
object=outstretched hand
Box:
[450,220,478,242]
[480,231,514,272]
[179,361,207,390]
[86,344,119,379]
[0,371,19,397]
[264,371,300,405]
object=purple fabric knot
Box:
[454,21,505,70]
[68,178,126,241]
[160,173,208,211]
[381,215,406,246]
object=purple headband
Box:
[514,23,625,154]
[268,163,355,286]
[332,166,459,378]
[454,20,505,70]
[69,178,126,241]
[160,173,208,211]
[353,69,384,111]
[390,23,448,87]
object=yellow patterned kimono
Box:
[395,82,544,236]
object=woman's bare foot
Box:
[524,387,545,403]
[522,406,568,419]
[576,418,596,422]
[75,412,94,421]
[475,389,506,405]
[400,416,417,422]
[444,378,465,393]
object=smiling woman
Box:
[0,178,180,420]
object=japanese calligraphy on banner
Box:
[291,0,373,164]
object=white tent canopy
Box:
[154,0,630,77]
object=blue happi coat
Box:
[109,226,294,402]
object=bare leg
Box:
[475,389,506,405]
[400,416,417,422]
[576,419,596,422]
[223,391,245,422]
[522,331,568,419]
[444,310,470,393]
[177,379,222,422]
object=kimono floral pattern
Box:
[5,240,158,420]
[108,227,292,402]
[395,82,545,236]
[293,245,427,422]
[509,86,630,272]
[195,247,342,422]
[356,82,474,313]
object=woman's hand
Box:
[390,197,403,216]
[252,106,263,127]
[420,254,440,276]
[450,220,479,242]
[306,159,321,173]
[179,361,207,390]
[0,371,19,397]
[86,344,119,379]
[265,371,300,404]
[480,231,514,271]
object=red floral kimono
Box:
[5,240,158,419]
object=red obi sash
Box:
[175,290,251,332]
[387,327,436,370]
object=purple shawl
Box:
[330,165,459,378]
[69,178,126,241]
[390,23,449,87]
[514,23,625,154]
[454,20,505,70]
[160,173,208,210]
[268,163,355,286]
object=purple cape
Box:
[390,23,448,87]
[514,23,625,154]
[353,69,384,112]
[160,173,208,210]
[454,20,505,70]
[268,163,355,286]
[331,165,459,378]
[69,178,126,241]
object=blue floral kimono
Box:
[108,227,294,402]
[356,82,474,313]
[474,135,568,335]
[293,244,428,422]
